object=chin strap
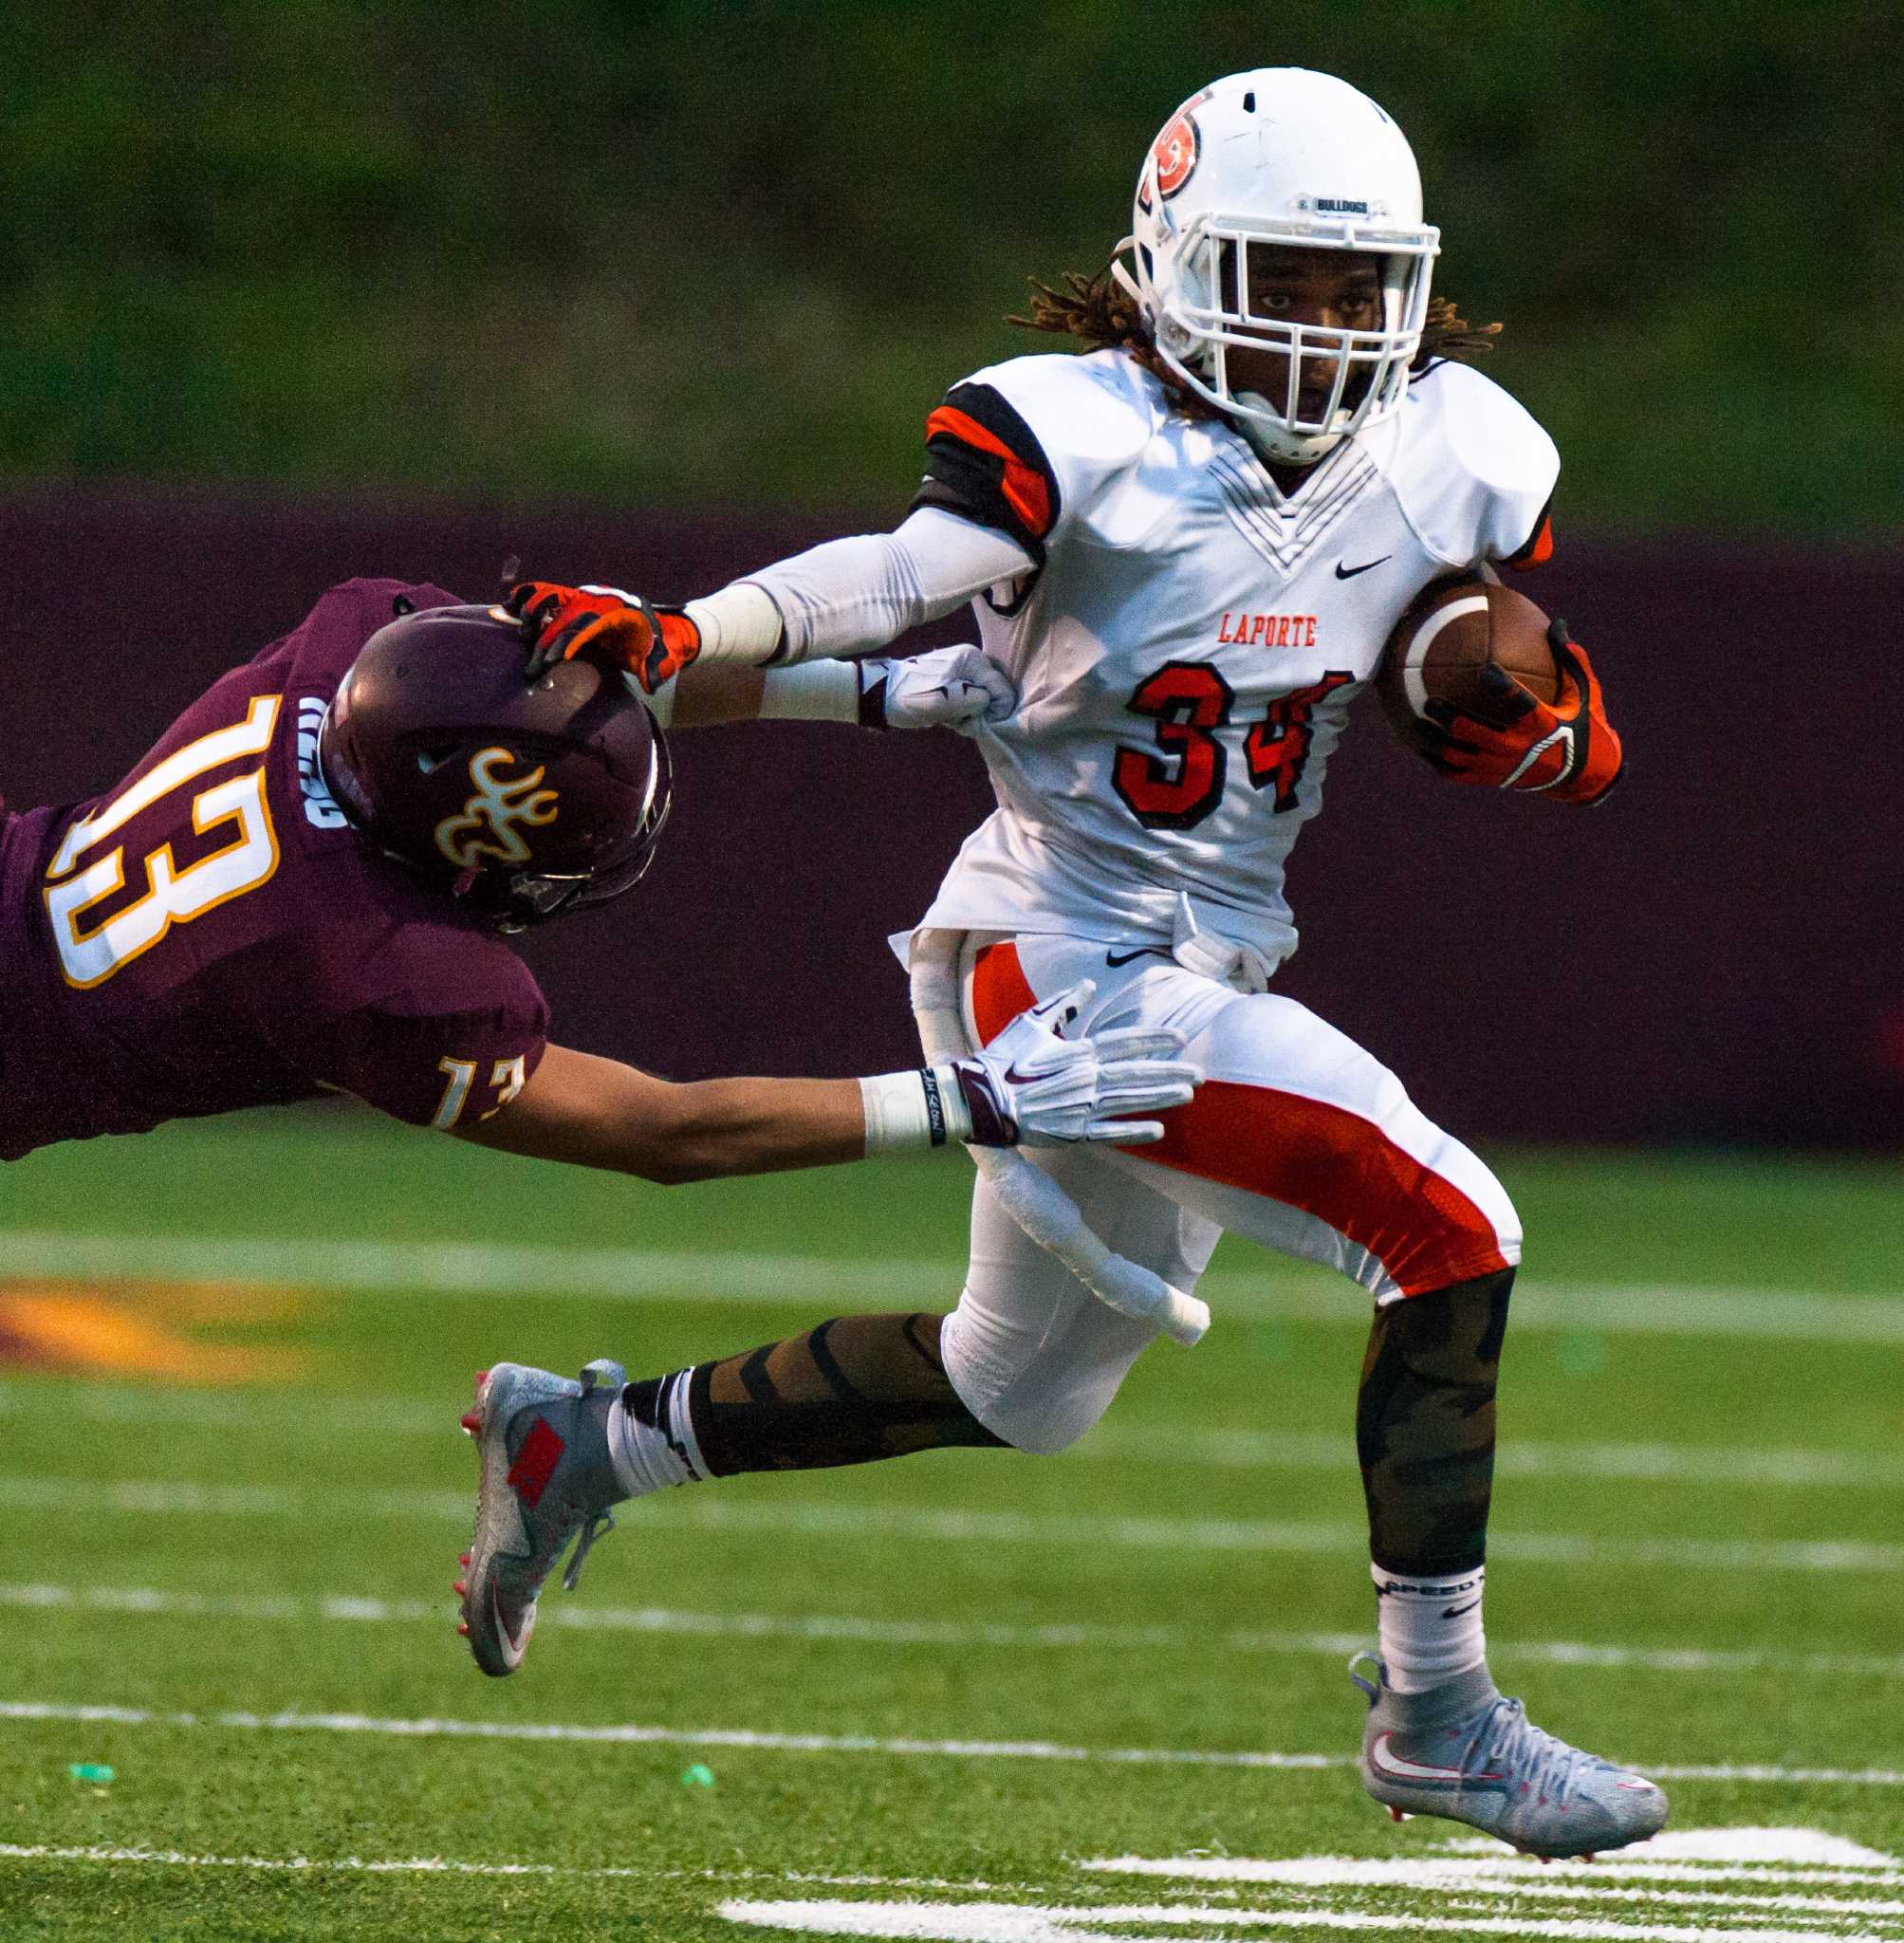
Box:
[1228,393,1347,469]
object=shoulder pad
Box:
[964,350,1160,464]
[915,352,1159,557]
[1387,361,1560,567]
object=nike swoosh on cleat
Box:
[1335,556,1391,580]
[1441,1599,1482,1619]
[1368,1732,1502,1786]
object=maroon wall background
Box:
[4,487,1899,1146]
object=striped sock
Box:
[608,1371,708,1497]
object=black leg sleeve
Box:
[1356,1268,1513,1578]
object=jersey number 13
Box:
[42,696,283,990]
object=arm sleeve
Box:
[737,507,1034,664]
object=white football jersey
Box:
[912,348,1558,965]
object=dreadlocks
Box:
[1008,260,1502,416]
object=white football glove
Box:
[857,645,1017,733]
[952,980,1200,1147]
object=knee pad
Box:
[940,1294,1141,1456]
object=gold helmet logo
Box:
[434,748,559,871]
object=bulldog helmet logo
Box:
[434,747,560,871]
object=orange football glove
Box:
[1420,622,1624,805]
[507,581,702,693]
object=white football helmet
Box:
[1116,68,1440,464]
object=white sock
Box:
[1372,1563,1487,1693]
[607,1369,709,1498]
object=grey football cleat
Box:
[456,1360,628,1677]
[1351,1654,1669,1859]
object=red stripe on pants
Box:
[1143,1080,1510,1296]
[971,942,1038,1045]
[971,942,1506,1297]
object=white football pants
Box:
[940,934,1522,1454]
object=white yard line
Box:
[4,1697,1903,1787]
[12,1834,1904,1941]
[8,1580,1901,1682]
[1085,1860,1904,1916]
[719,1899,1904,1941]
[0,1840,656,1881]
[0,1698,1342,1767]
[1094,1853,1904,1890]
[0,1843,998,1894]
[1096,1426,1904,1491]
[4,1228,1902,1343]
[1,1471,1895,1574]
[7,1380,1893,1492]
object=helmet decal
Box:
[434,747,560,870]
[1137,88,1211,213]
[1153,108,1201,200]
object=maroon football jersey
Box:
[0,579,549,1161]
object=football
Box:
[1376,577,1560,753]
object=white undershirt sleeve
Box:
[680,581,783,667]
[705,507,1035,667]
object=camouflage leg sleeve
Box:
[628,1312,1007,1478]
[1355,1268,1514,1578]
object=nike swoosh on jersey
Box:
[1104,947,1173,967]
[1368,1732,1502,1786]
[1334,555,1392,580]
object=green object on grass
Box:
[680,1764,715,1790]
[67,1764,114,1784]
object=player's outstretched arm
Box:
[453,986,1198,1183]
[509,583,1017,735]
[509,507,1032,690]
[452,1046,870,1183]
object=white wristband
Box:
[680,582,785,667]
[859,1065,973,1153]
[758,660,860,723]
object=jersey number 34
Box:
[1113,664,1351,830]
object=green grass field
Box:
[3,1108,1902,1940]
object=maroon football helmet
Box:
[318,602,671,931]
